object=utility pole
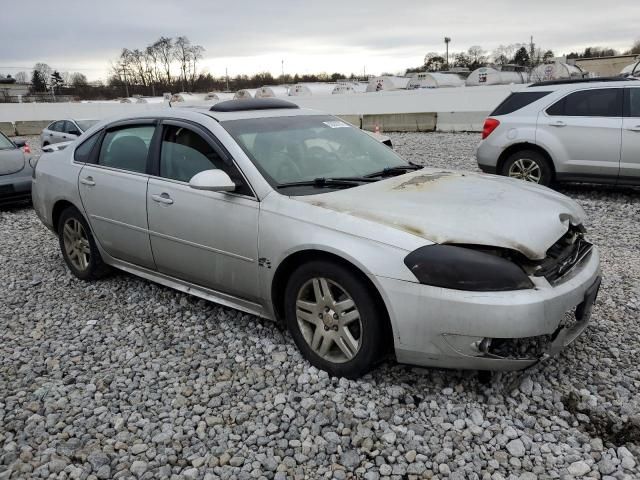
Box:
[226,67,229,91]
[119,66,129,97]
[444,37,451,70]
[281,59,284,84]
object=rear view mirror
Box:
[12,139,26,148]
[189,169,236,192]
[69,130,81,136]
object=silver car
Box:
[0,132,34,205]
[476,78,640,186]
[32,99,601,378]
[40,119,98,147]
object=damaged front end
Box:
[438,225,602,368]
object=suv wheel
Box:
[284,261,384,378]
[501,150,553,186]
[57,207,110,280]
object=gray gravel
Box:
[1,132,639,479]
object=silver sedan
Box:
[31,99,601,378]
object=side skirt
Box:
[107,256,273,321]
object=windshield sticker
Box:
[323,121,351,129]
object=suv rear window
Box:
[490,91,551,116]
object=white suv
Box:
[476,78,640,186]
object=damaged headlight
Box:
[404,244,534,291]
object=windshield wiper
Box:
[364,162,423,178]
[276,177,368,189]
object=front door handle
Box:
[80,176,95,186]
[626,125,640,132]
[151,193,174,205]
[550,121,567,127]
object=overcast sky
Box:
[0,0,637,81]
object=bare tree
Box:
[467,45,487,68]
[14,71,28,83]
[188,44,205,89]
[174,36,192,91]
[71,72,88,87]
[153,36,174,85]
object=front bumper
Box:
[376,247,601,371]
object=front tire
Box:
[284,260,385,378]
[501,150,553,186]
[57,207,110,280]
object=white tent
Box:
[234,89,257,99]
[465,67,527,86]
[135,97,166,104]
[170,92,208,103]
[332,83,367,94]
[530,62,586,82]
[204,92,235,101]
[365,76,410,92]
[255,85,290,98]
[288,83,336,96]
[407,72,464,89]
[621,60,640,77]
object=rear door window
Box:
[490,91,551,116]
[626,88,640,117]
[98,125,155,173]
[547,88,623,117]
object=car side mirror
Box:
[189,169,236,192]
[12,139,26,148]
[69,130,81,136]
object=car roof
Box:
[526,78,638,92]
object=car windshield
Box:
[0,133,15,150]
[221,115,409,191]
[76,120,98,131]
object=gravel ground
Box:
[1,133,639,480]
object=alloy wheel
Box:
[295,277,362,363]
[62,218,90,271]
[508,158,542,183]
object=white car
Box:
[32,99,601,378]
[476,78,640,186]
[40,119,98,147]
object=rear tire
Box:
[501,150,553,187]
[284,260,385,378]
[57,206,110,281]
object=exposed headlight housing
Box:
[404,244,534,291]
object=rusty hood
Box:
[297,169,586,260]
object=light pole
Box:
[444,37,451,70]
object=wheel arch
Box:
[51,199,83,234]
[270,249,395,353]
[497,142,555,178]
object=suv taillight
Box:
[482,118,500,139]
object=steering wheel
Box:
[273,153,303,183]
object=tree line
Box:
[8,38,640,101]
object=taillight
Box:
[482,118,500,140]
[22,143,31,154]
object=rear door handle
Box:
[151,193,174,205]
[626,125,640,132]
[550,121,567,127]
[80,176,95,186]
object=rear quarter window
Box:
[74,132,101,163]
[490,91,551,116]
